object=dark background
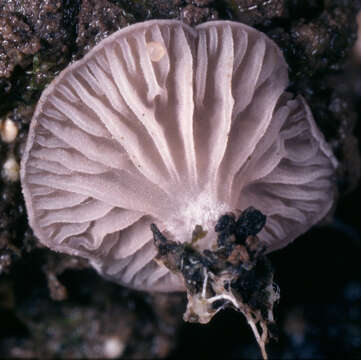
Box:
[0,0,360,358]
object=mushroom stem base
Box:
[151,207,280,360]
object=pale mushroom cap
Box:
[21,20,337,292]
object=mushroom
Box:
[20,20,337,292]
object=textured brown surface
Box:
[75,0,134,58]
[0,15,40,78]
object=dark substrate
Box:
[0,0,361,358]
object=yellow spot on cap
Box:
[146,41,166,62]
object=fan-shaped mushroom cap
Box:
[21,20,337,292]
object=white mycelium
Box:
[21,20,337,291]
[4,155,20,182]
[1,118,18,143]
